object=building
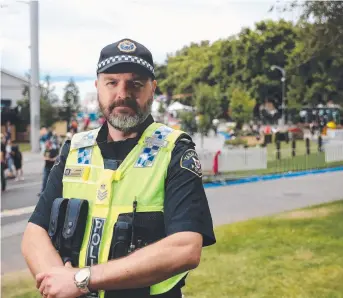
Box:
[1,68,29,109]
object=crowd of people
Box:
[1,122,24,192]
[37,125,76,196]
[0,121,77,193]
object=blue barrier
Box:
[203,166,343,189]
[218,132,231,140]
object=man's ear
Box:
[95,79,98,88]
[152,80,157,93]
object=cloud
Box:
[1,0,295,100]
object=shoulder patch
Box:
[180,149,202,177]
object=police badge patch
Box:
[180,149,202,177]
[118,40,136,53]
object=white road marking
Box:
[6,181,41,190]
[1,205,36,218]
[1,219,29,239]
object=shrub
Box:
[225,138,248,147]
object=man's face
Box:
[95,72,157,133]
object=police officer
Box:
[22,38,216,298]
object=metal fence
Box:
[327,129,343,141]
[199,141,343,181]
[324,141,343,163]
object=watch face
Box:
[76,268,89,283]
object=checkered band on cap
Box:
[97,55,155,75]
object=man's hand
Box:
[35,261,73,290]
[36,266,82,298]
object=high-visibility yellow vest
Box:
[62,122,189,297]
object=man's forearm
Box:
[21,223,64,277]
[90,232,202,291]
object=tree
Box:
[40,98,59,128]
[153,13,343,124]
[41,75,59,104]
[230,20,297,108]
[193,83,221,147]
[278,1,343,107]
[157,101,165,114]
[194,83,221,124]
[154,63,167,95]
[179,111,197,136]
[159,41,215,95]
[293,1,343,54]
[18,74,59,130]
[62,78,80,123]
[229,86,256,129]
[158,20,298,119]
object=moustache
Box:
[108,98,139,114]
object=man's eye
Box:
[133,81,143,88]
[107,81,116,85]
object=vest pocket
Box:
[48,198,69,252]
[129,211,166,246]
[104,211,165,298]
[110,211,165,253]
[61,198,89,267]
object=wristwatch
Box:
[74,266,91,294]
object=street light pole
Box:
[29,0,40,152]
[271,65,286,126]
[1,0,40,151]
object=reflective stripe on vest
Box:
[62,122,189,297]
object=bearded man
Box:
[22,38,216,298]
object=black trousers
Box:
[1,163,6,191]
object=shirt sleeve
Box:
[28,141,71,231]
[164,135,216,247]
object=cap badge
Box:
[118,40,136,53]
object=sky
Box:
[0,0,300,102]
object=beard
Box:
[98,95,153,133]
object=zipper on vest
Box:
[128,198,138,253]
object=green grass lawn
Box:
[2,201,343,298]
[183,200,343,298]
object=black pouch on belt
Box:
[48,198,69,252]
[61,198,89,267]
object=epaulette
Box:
[70,128,101,150]
[175,133,195,146]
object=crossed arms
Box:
[22,222,202,297]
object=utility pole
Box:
[30,0,40,152]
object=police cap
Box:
[96,38,155,79]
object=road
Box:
[1,152,343,275]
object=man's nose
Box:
[117,82,131,99]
